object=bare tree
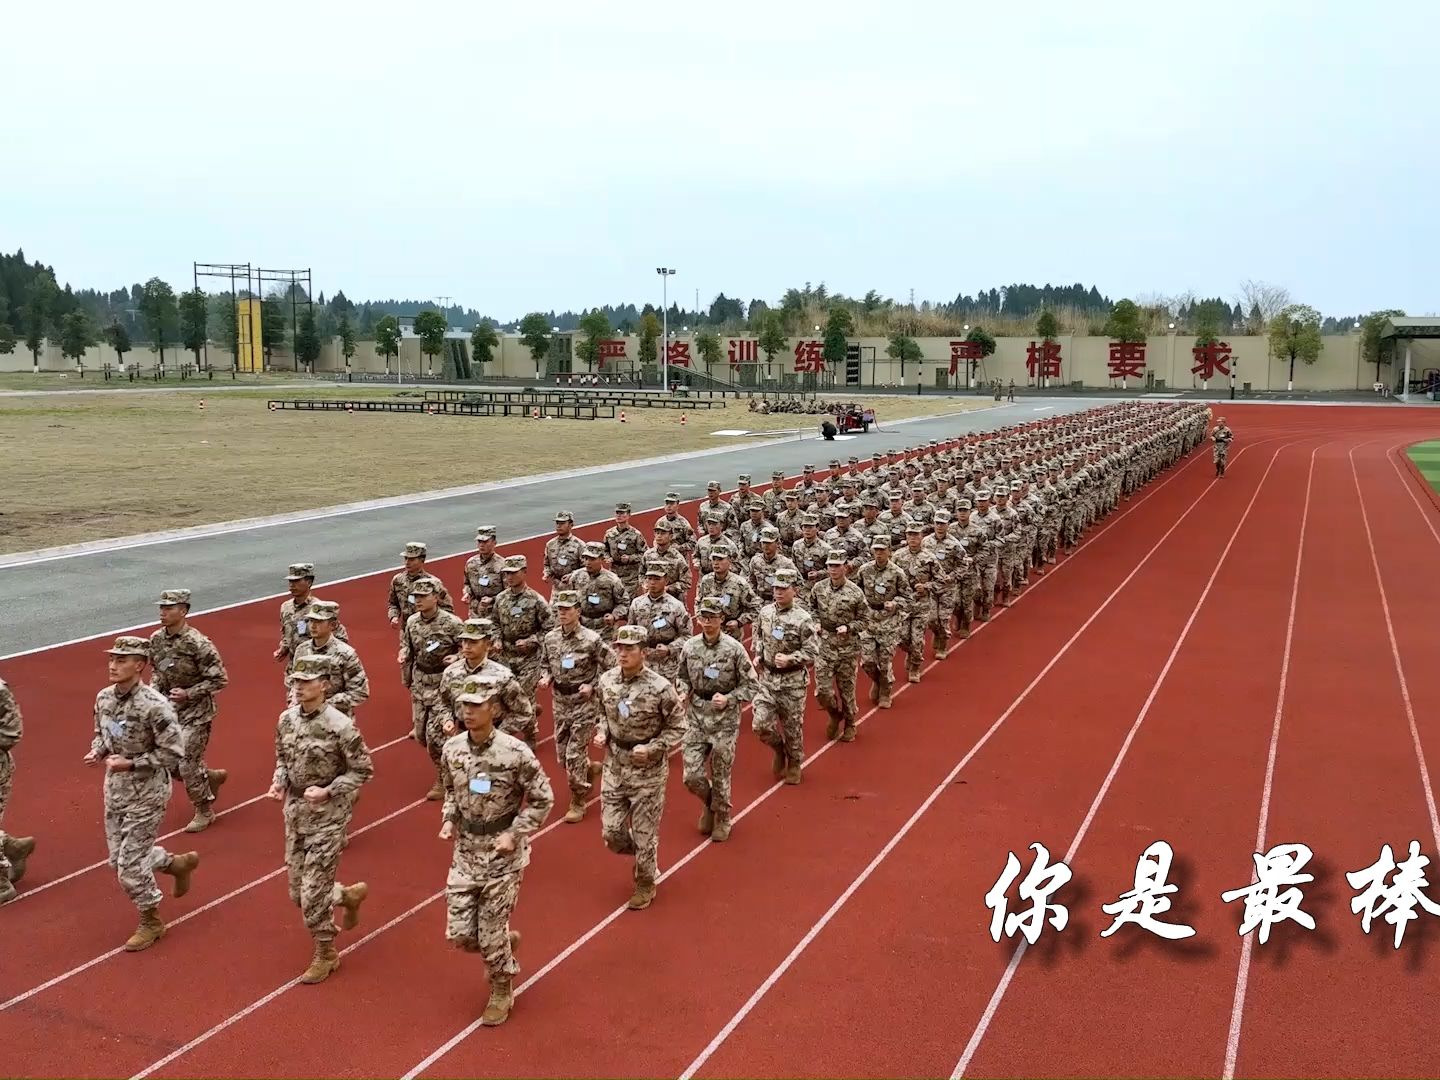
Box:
[1235,280,1291,333]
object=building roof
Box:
[1381,317,1440,339]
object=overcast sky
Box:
[6,0,1435,320]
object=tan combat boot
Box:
[184,801,215,834]
[770,745,786,778]
[300,940,340,984]
[124,909,166,952]
[0,879,17,905]
[698,802,714,836]
[207,768,228,800]
[824,708,841,741]
[783,762,802,786]
[161,851,200,898]
[563,794,587,824]
[709,813,732,843]
[3,836,36,883]
[481,975,514,1026]
[878,686,892,709]
[839,721,857,743]
[508,929,521,954]
[627,877,657,910]
[338,882,368,930]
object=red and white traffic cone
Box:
[680,413,687,426]
[198,399,205,411]
[532,407,540,419]
[619,410,627,423]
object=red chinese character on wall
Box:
[728,338,758,366]
[1107,341,1146,381]
[949,340,984,377]
[1025,340,1062,380]
[1191,342,1232,380]
[598,339,627,369]
[794,340,824,374]
[666,341,691,367]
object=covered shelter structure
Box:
[1382,317,1440,401]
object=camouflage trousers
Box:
[412,676,448,766]
[814,636,861,723]
[601,752,668,884]
[104,774,174,912]
[902,595,938,675]
[283,800,351,944]
[681,704,741,817]
[753,672,809,767]
[931,587,956,650]
[446,867,523,977]
[552,691,601,798]
[1213,444,1229,465]
[1063,509,1083,548]
[862,617,904,694]
[174,721,216,807]
[1021,525,1038,577]
[978,562,999,617]
[496,649,542,705]
[0,751,13,880]
[954,576,978,633]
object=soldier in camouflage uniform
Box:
[0,678,35,904]
[274,563,349,679]
[658,493,697,556]
[537,591,614,823]
[86,637,201,952]
[696,544,759,643]
[439,675,554,1027]
[675,596,758,842]
[643,520,692,600]
[463,526,506,618]
[791,513,832,599]
[739,504,772,561]
[749,527,799,599]
[856,537,912,709]
[266,655,372,985]
[492,554,555,710]
[808,551,868,742]
[925,509,972,644]
[438,619,535,745]
[893,524,947,682]
[752,568,820,784]
[604,502,648,595]
[400,577,465,799]
[542,511,586,598]
[291,600,369,718]
[695,513,734,577]
[626,564,692,685]
[1212,416,1233,477]
[148,589,230,834]
[388,541,454,633]
[565,541,630,644]
[593,625,685,910]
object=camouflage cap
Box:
[308,599,340,621]
[286,563,315,580]
[654,519,674,533]
[157,588,192,606]
[664,491,681,502]
[475,525,497,541]
[933,509,952,524]
[830,459,842,469]
[614,624,648,646]
[706,481,722,491]
[710,543,734,560]
[645,561,670,577]
[501,554,528,572]
[554,510,574,523]
[458,618,498,640]
[290,655,332,681]
[1010,479,1024,490]
[772,567,800,587]
[784,490,800,500]
[803,463,816,472]
[552,590,581,608]
[772,469,786,479]
[976,489,993,500]
[614,501,632,513]
[905,522,924,534]
[410,577,439,595]
[737,474,752,484]
[800,513,820,527]
[825,551,847,565]
[849,456,860,464]
[582,541,606,558]
[697,596,725,617]
[402,541,427,559]
[760,527,780,542]
[870,535,891,550]
[456,675,502,706]
[106,635,151,657]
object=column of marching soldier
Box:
[0,400,1215,1028]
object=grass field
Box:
[0,387,995,554]
[0,371,312,393]
[1407,440,1440,494]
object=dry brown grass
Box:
[0,389,995,554]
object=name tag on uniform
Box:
[296,619,309,638]
[588,594,601,605]
[619,699,631,718]
[512,605,524,616]
[653,618,667,629]
[721,594,731,606]
[159,658,175,670]
[804,559,813,567]
[105,719,125,737]
[619,542,629,550]
[407,594,416,605]
[874,584,886,593]
[478,576,489,587]
[703,665,720,679]
[558,558,569,566]
[426,641,441,651]
[561,655,576,670]
[766,576,777,587]
[772,627,785,640]
[469,775,491,794]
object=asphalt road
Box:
[1,398,1107,656]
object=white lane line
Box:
[132,429,1216,1080]
[674,440,1285,1080]
[951,437,1301,1079]
[1220,446,1317,1079]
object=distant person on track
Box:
[266,654,372,985]
[438,675,554,1027]
[462,527,505,619]
[0,678,36,904]
[290,600,369,719]
[592,624,684,911]
[387,541,455,638]
[84,636,201,952]
[1212,416,1233,478]
[274,562,350,683]
[148,590,230,834]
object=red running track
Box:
[4,406,1440,1079]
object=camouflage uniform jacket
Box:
[754,602,820,686]
[892,544,949,600]
[696,571,760,635]
[695,532,736,577]
[271,702,374,822]
[739,518,773,561]
[402,609,466,692]
[0,678,20,753]
[626,591,693,657]
[791,537,834,587]
[92,682,183,798]
[674,632,758,722]
[855,560,913,624]
[292,636,370,715]
[807,578,869,642]
[148,625,228,725]
[440,656,534,735]
[563,566,630,633]
[462,553,507,613]
[697,500,739,536]
[492,586,555,652]
[279,595,349,664]
[388,570,454,624]
[603,524,648,583]
[595,666,684,762]
[657,511,697,556]
[538,624,615,693]
[923,531,971,585]
[824,523,869,571]
[543,534,587,586]
[642,543,693,600]
[441,728,554,881]
[748,552,799,599]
